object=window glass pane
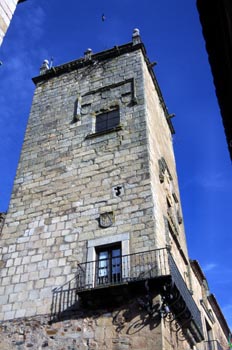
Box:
[107,110,119,129]
[96,109,119,133]
[112,248,121,257]
[112,258,121,274]
[112,248,121,274]
[96,245,121,284]
[98,251,108,277]
[99,251,108,259]
[96,113,108,133]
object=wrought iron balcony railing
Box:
[52,247,203,343]
[76,248,170,291]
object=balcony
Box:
[76,247,170,292]
[52,247,203,344]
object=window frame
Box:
[86,233,130,288]
[95,108,120,134]
[95,243,122,285]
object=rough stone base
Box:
[0,298,163,350]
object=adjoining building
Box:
[0,30,230,350]
[197,0,232,161]
[0,0,26,47]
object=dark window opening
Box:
[167,197,172,208]
[96,109,120,133]
[96,244,121,285]
[114,186,122,197]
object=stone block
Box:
[11,274,20,284]
[38,260,48,269]
[51,267,62,277]
[0,295,8,304]
[29,290,40,300]
[3,310,15,320]
[16,291,28,302]
[48,259,58,268]
[15,309,26,318]
[8,244,16,253]
[27,263,37,273]
[22,256,31,265]
[29,271,39,280]
[5,259,14,268]
[31,254,43,263]
[7,267,16,276]
[34,279,44,289]
[15,265,24,275]
[39,269,50,279]
[64,234,77,243]
[1,277,11,286]
[58,258,66,266]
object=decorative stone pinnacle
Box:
[0,212,6,234]
[40,59,50,75]
[84,48,93,61]
[132,28,141,45]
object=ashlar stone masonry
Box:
[0,30,229,350]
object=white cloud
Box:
[202,263,217,272]
[0,4,48,114]
[181,172,231,192]
[199,172,228,190]
[1,5,47,90]
[13,5,46,44]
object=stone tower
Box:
[0,30,229,350]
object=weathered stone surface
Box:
[0,298,165,350]
[1,44,169,319]
[0,35,229,350]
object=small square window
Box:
[96,109,120,133]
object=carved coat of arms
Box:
[99,212,114,228]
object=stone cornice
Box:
[32,43,144,84]
[32,41,174,134]
[190,259,207,285]
[208,293,230,337]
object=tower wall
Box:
[0,46,174,320]
[142,58,190,286]
[1,37,228,350]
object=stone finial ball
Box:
[133,28,140,36]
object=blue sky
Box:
[0,0,232,329]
